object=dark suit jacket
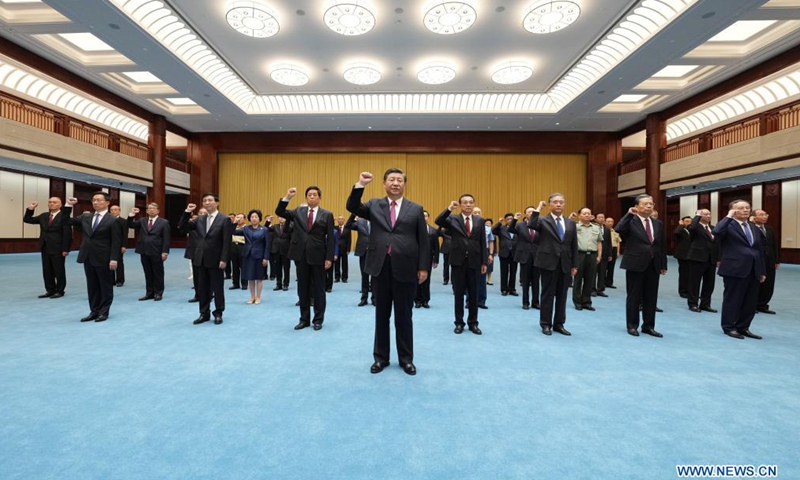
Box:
[346,215,371,257]
[127,216,171,256]
[66,208,122,266]
[615,213,668,272]
[23,208,72,254]
[269,221,292,255]
[426,224,440,266]
[434,209,487,270]
[512,218,540,264]
[275,200,335,265]
[673,225,692,260]
[528,212,578,273]
[713,217,766,279]
[336,223,353,254]
[438,228,451,255]
[346,187,430,282]
[492,222,517,259]
[178,211,232,268]
[686,216,718,264]
[757,224,779,268]
[598,223,612,260]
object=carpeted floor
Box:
[1,251,798,479]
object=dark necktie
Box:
[645,218,653,244]
[555,217,564,241]
[529,228,534,241]
[705,224,713,240]
[465,216,471,236]
[307,209,314,229]
[92,213,100,231]
[744,222,753,246]
[148,219,154,231]
[48,214,55,225]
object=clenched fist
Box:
[358,172,374,187]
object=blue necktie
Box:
[555,217,564,241]
[744,222,753,246]
[92,213,100,231]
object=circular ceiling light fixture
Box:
[323,1,376,36]
[417,62,457,85]
[492,61,534,84]
[523,0,580,34]
[226,1,280,38]
[343,62,382,85]
[423,1,477,35]
[270,64,309,86]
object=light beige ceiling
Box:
[1,0,800,134]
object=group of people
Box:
[23,168,779,374]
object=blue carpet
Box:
[1,252,798,479]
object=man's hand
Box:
[262,259,268,267]
[759,275,766,283]
[286,187,297,200]
[432,262,438,269]
[448,200,458,211]
[131,207,140,215]
[334,256,338,262]
[325,260,332,270]
[514,212,522,220]
[660,269,667,276]
[358,172,373,187]
[481,265,487,274]
[110,260,118,271]
[568,212,578,220]
[727,209,736,218]
[696,210,702,216]
[628,207,637,215]
[570,268,578,276]
[66,197,78,206]
[219,261,227,270]
[266,215,273,224]
[536,201,546,211]
[775,264,780,270]
[161,253,168,261]
[417,270,428,284]
[28,201,38,210]
[121,247,126,254]
[62,251,69,257]
[596,255,601,264]
[186,203,197,212]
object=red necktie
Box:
[48,214,55,225]
[645,218,653,244]
[307,209,314,229]
[148,219,154,231]
[529,228,534,241]
[705,225,713,240]
[388,201,397,254]
[465,216,471,236]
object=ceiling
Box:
[2,0,800,134]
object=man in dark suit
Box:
[673,216,692,298]
[178,194,231,325]
[346,214,374,306]
[714,200,766,339]
[334,215,352,283]
[615,194,668,338]
[592,213,612,298]
[512,207,541,310]
[347,169,430,375]
[65,193,121,322]
[604,217,619,289]
[276,186,335,331]
[439,228,452,285]
[415,210,440,309]
[752,209,779,315]
[686,209,719,313]
[269,216,292,291]
[493,213,519,297]
[183,208,207,302]
[528,195,578,336]
[109,205,127,287]
[435,194,488,335]
[23,197,72,298]
[127,203,171,301]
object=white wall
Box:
[21,175,50,239]
[783,179,799,250]
[0,170,24,238]
[752,185,763,211]
[679,195,698,219]
[710,192,719,225]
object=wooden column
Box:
[587,136,622,220]
[148,115,167,209]
[187,136,218,202]
[645,114,665,209]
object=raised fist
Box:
[514,212,522,220]
[286,187,298,199]
[538,201,547,209]
[727,209,736,218]
[186,203,197,212]
[358,172,374,186]
[131,207,140,215]
[448,200,459,211]
[66,197,78,206]
[28,202,38,210]
[628,207,637,215]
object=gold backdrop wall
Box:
[219,152,586,221]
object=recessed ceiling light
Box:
[226,1,280,38]
[343,62,382,85]
[58,32,115,52]
[323,1,376,36]
[270,64,309,86]
[708,20,776,42]
[651,65,699,78]
[491,61,533,85]
[423,1,477,35]
[417,62,456,85]
[614,94,647,103]
[121,71,163,83]
[166,97,197,106]
[523,0,580,34]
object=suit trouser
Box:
[442,254,450,283]
[572,251,597,306]
[595,255,608,293]
[230,243,242,287]
[196,264,225,318]
[141,254,165,296]
[625,261,660,331]
[757,265,776,310]
[451,264,479,327]
[721,273,759,333]
[84,262,114,315]
[518,259,540,306]
[111,251,125,284]
[296,259,326,324]
[335,253,349,281]
[540,268,570,328]
[688,260,716,309]
[415,267,432,304]
[272,253,290,288]
[326,263,334,291]
[677,258,690,296]
[42,250,67,294]
[373,255,415,365]
[499,257,517,293]
[359,255,372,301]
[606,247,618,287]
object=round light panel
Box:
[424,1,477,35]
[226,1,280,38]
[417,62,456,85]
[523,0,580,34]
[324,1,376,36]
[492,61,534,84]
[343,62,382,85]
[270,64,309,86]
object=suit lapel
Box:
[91,213,112,237]
[542,216,560,243]
[393,200,411,231]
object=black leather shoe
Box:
[402,363,417,376]
[294,321,310,330]
[38,292,53,298]
[241,286,247,290]
[522,304,530,310]
[542,326,552,336]
[188,297,199,303]
[469,326,482,335]
[115,282,124,287]
[627,328,640,337]
[595,292,608,297]
[50,292,64,298]
[501,291,509,296]
[700,307,717,313]
[414,303,421,308]
[532,303,540,310]
[139,295,154,301]
[95,314,108,323]
[655,307,664,313]
[554,326,571,336]
[443,281,448,285]
[273,286,282,291]
[295,300,301,306]
[358,299,368,306]
[679,293,689,299]
[154,294,162,301]
[757,308,776,314]
[370,361,389,374]
[213,316,223,325]
[454,325,464,334]
[422,302,430,308]
[229,285,240,290]
[583,305,596,311]
[689,306,701,312]
[509,291,519,296]
[282,286,289,291]
[334,279,340,283]
[478,305,488,310]
[574,304,583,311]
[313,324,322,331]
[725,330,745,339]
[739,330,762,339]
[642,328,663,338]
[193,317,209,325]
[608,285,617,289]
[591,292,597,297]
[80,313,98,322]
